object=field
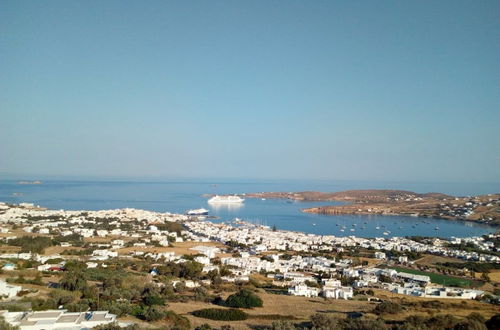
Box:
[116,241,228,257]
[162,290,500,330]
[389,267,481,287]
[166,291,376,329]
[486,269,500,283]
[414,254,464,267]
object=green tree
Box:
[59,270,88,291]
[225,289,263,308]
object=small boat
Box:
[340,229,345,232]
[186,208,209,215]
[375,226,380,230]
[383,231,389,235]
[350,228,355,232]
[435,227,440,230]
[312,223,316,226]
[261,198,266,201]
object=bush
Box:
[270,320,297,330]
[142,306,167,322]
[373,301,403,315]
[142,294,165,306]
[192,308,248,321]
[225,290,263,308]
[164,310,191,330]
[486,314,500,330]
[92,323,140,330]
[310,313,340,329]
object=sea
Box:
[0,178,498,239]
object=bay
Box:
[0,178,497,238]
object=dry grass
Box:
[0,245,21,253]
[167,291,375,329]
[415,254,464,266]
[43,246,84,255]
[116,241,226,257]
[359,257,381,266]
[369,288,500,320]
[485,269,500,283]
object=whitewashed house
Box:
[0,279,21,299]
[288,283,319,297]
[1,309,117,329]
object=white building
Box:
[91,250,118,260]
[1,309,117,329]
[375,252,387,260]
[322,286,353,300]
[0,279,21,299]
[190,245,220,258]
[288,283,319,297]
[2,263,16,271]
[397,272,430,285]
[398,256,408,263]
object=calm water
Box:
[0,179,498,238]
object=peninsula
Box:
[245,190,500,225]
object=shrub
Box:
[192,308,248,321]
[142,306,167,322]
[270,320,297,330]
[164,310,191,330]
[486,314,500,330]
[373,301,403,315]
[225,290,263,308]
[310,313,340,329]
[142,294,165,306]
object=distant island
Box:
[244,190,500,226]
[18,180,42,185]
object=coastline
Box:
[243,190,500,226]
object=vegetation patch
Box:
[192,308,248,321]
[373,301,403,315]
[389,267,481,287]
[7,236,52,253]
[225,289,263,308]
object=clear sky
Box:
[1,1,499,182]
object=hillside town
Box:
[0,202,499,329]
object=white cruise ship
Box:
[208,195,244,204]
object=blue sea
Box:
[0,178,498,238]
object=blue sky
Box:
[1,1,499,182]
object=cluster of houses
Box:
[437,195,499,222]
[185,219,499,262]
[0,202,497,328]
